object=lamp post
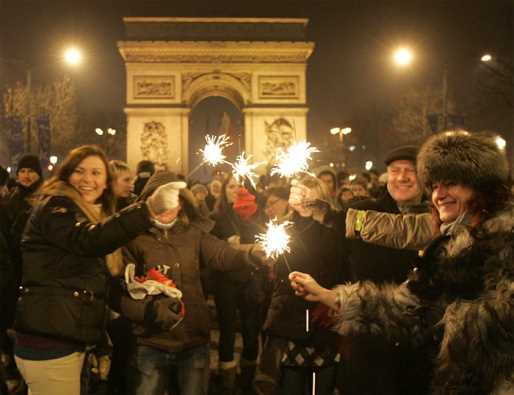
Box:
[330,127,352,144]
[330,127,352,168]
[392,46,452,131]
[95,127,117,156]
[1,46,83,154]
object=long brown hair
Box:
[44,145,115,214]
[214,174,239,214]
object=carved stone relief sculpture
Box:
[133,76,175,99]
[140,121,169,165]
[258,76,299,99]
[264,117,296,162]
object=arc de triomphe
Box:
[118,17,314,174]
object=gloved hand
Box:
[144,295,185,331]
[148,181,187,215]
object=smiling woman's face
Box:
[432,182,474,223]
[68,155,107,204]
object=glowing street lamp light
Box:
[365,160,373,171]
[49,155,58,165]
[393,47,413,67]
[495,136,506,151]
[481,54,492,62]
[330,126,352,144]
[107,128,117,136]
[63,47,82,66]
[95,128,104,136]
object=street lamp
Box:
[63,47,83,67]
[330,127,352,144]
[95,128,117,156]
[2,46,83,154]
[481,54,492,62]
[392,46,451,131]
[495,136,506,151]
[330,127,352,168]
[393,47,413,67]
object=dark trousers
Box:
[279,366,336,395]
[214,278,261,363]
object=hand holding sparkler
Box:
[288,179,326,218]
[289,271,339,309]
[271,141,319,179]
[288,179,310,214]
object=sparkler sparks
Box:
[256,220,292,261]
[271,141,319,178]
[232,152,263,188]
[199,134,232,167]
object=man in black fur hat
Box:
[290,130,514,394]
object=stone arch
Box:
[120,18,313,175]
[183,72,250,109]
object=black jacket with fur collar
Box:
[331,205,514,394]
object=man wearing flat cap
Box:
[333,145,428,394]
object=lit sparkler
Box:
[199,134,232,166]
[232,152,263,188]
[188,134,232,178]
[271,141,319,178]
[256,220,292,263]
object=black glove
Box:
[144,295,184,331]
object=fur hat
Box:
[17,154,42,177]
[417,131,509,192]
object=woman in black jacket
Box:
[255,175,349,395]
[13,145,181,395]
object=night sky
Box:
[1,0,512,168]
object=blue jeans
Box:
[128,344,209,395]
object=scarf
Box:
[37,179,124,277]
[440,211,472,236]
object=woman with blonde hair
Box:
[110,160,136,210]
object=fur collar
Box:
[444,205,514,258]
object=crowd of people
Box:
[0,129,513,395]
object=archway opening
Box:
[188,96,244,183]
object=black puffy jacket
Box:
[15,196,153,345]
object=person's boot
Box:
[219,361,237,395]
[239,358,257,394]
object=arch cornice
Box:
[117,41,314,63]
